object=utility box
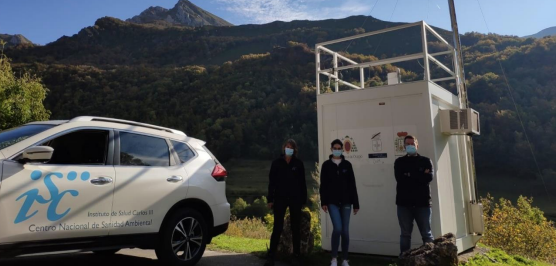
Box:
[315,21,483,256]
[387,69,402,85]
[440,109,481,135]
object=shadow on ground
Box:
[0,248,398,266]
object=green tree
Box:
[0,42,50,129]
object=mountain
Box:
[127,0,232,27]
[0,34,33,48]
[524,26,556,38]
[6,15,556,183]
[7,15,436,67]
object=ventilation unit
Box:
[440,109,480,135]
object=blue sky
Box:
[1,0,555,45]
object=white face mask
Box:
[405,145,417,155]
[332,150,343,157]
[285,148,294,156]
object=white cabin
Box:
[316,21,484,256]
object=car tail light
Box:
[212,164,227,181]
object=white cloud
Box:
[319,0,374,19]
[214,0,375,24]
[215,0,313,24]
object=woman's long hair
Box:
[282,139,299,156]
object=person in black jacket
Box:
[265,139,307,266]
[320,139,359,266]
[394,135,434,256]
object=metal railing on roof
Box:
[315,21,458,95]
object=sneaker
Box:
[341,260,350,266]
[330,258,338,266]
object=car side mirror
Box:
[19,146,54,164]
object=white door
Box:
[0,129,115,243]
[109,131,189,236]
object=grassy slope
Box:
[463,246,551,266]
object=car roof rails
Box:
[69,116,186,136]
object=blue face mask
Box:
[406,145,417,155]
[332,150,343,157]
[285,148,294,156]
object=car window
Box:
[44,130,109,165]
[120,132,170,167]
[171,140,195,164]
[0,124,55,150]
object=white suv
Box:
[0,116,230,265]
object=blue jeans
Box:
[397,205,434,254]
[329,204,351,259]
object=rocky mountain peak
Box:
[127,0,232,27]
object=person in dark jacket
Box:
[394,135,434,256]
[320,139,359,266]
[265,139,307,266]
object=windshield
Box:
[0,124,55,150]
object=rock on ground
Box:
[398,233,458,266]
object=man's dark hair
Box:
[331,139,343,148]
[404,135,418,145]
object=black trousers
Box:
[268,198,302,257]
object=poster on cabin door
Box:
[331,128,395,188]
[393,125,418,157]
[330,127,396,165]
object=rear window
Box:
[171,140,195,164]
[0,124,55,150]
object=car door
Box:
[109,131,189,236]
[0,129,116,243]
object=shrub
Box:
[309,207,322,247]
[246,196,270,218]
[462,247,550,266]
[231,198,248,216]
[310,162,322,247]
[264,213,274,232]
[231,196,271,219]
[262,206,321,247]
[224,216,271,239]
[480,194,556,264]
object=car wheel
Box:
[92,249,120,256]
[155,208,208,266]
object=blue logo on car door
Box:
[14,170,90,224]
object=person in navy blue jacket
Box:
[320,139,360,266]
[394,135,434,256]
